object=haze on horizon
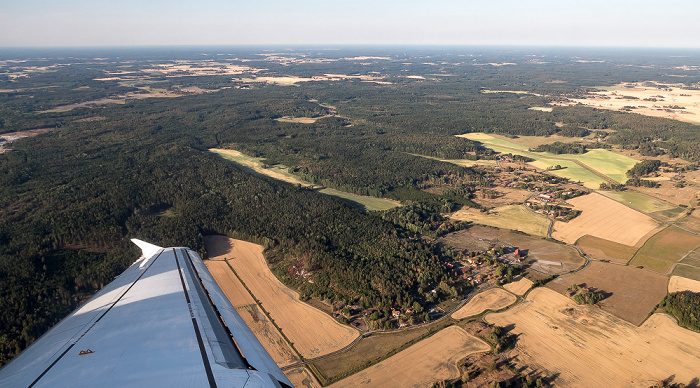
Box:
[1,0,700,49]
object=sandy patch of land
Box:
[452,288,517,320]
[329,326,489,388]
[668,275,700,293]
[275,115,330,124]
[205,260,299,366]
[284,367,321,388]
[503,277,533,296]
[548,261,668,325]
[552,192,663,246]
[556,82,700,124]
[204,236,359,358]
[486,287,700,387]
[528,106,553,112]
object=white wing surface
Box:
[0,240,293,388]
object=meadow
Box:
[450,205,550,237]
[629,226,700,273]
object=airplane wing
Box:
[0,239,293,388]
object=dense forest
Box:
[2,46,700,366]
[660,291,700,332]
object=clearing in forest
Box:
[630,226,700,273]
[204,260,299,367]
[204,235,359,359]
[503,277,533,296]
[209,148,400,211]
[552,192,662,246]
[557,82,700,124]
[668,275,700,293]
[547,261,668,325]
[486,287,700,387]
[450,205,550,237]
[328,326,489,388]
[452,288,516,320]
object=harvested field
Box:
[312,319,454,384]
[552,192,663,246]
[452,288,516,320]
[629,226,700,273]
[548,261,668,325]
[487,287,700,387]
[503,277,533,296]
[329,326,489,388]
[204,236,359,358]
[575,235,638,263]
[284,367,320,388]
[558,82,700,124]
[204,260,299,367]
[450,205,550,237]
[668,275,700,293]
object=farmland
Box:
[452,288,516,320]
[285,367,321,388]
[204,236,359,359]
[575,235,639,263]
[329,326,489,388]
[547,261,668,325]
[559,82,700,124]
[204,260,300,367]
[311,319,454,384]
[600,190,677,214]
[458,133,639,188]
[629,226,700,273]
[668,276,700,293]
[450,205,550,237]
[503,276,533,295]
[552,192,663,246]
[486,287,700,387]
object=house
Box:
[513,249,520,258]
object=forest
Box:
[2,46,700,366]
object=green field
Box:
[210,148,401,212]
[317,188,401,211]
[600,191,677,213]
[672,265,700,282]
[458,133,639,188]
[450,205,551,237]
[576,234,638,263]
[629,227,700,273]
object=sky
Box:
[1,0,700,48]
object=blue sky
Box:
[1,0,699,47]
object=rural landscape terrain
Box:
[2,46,700,387]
